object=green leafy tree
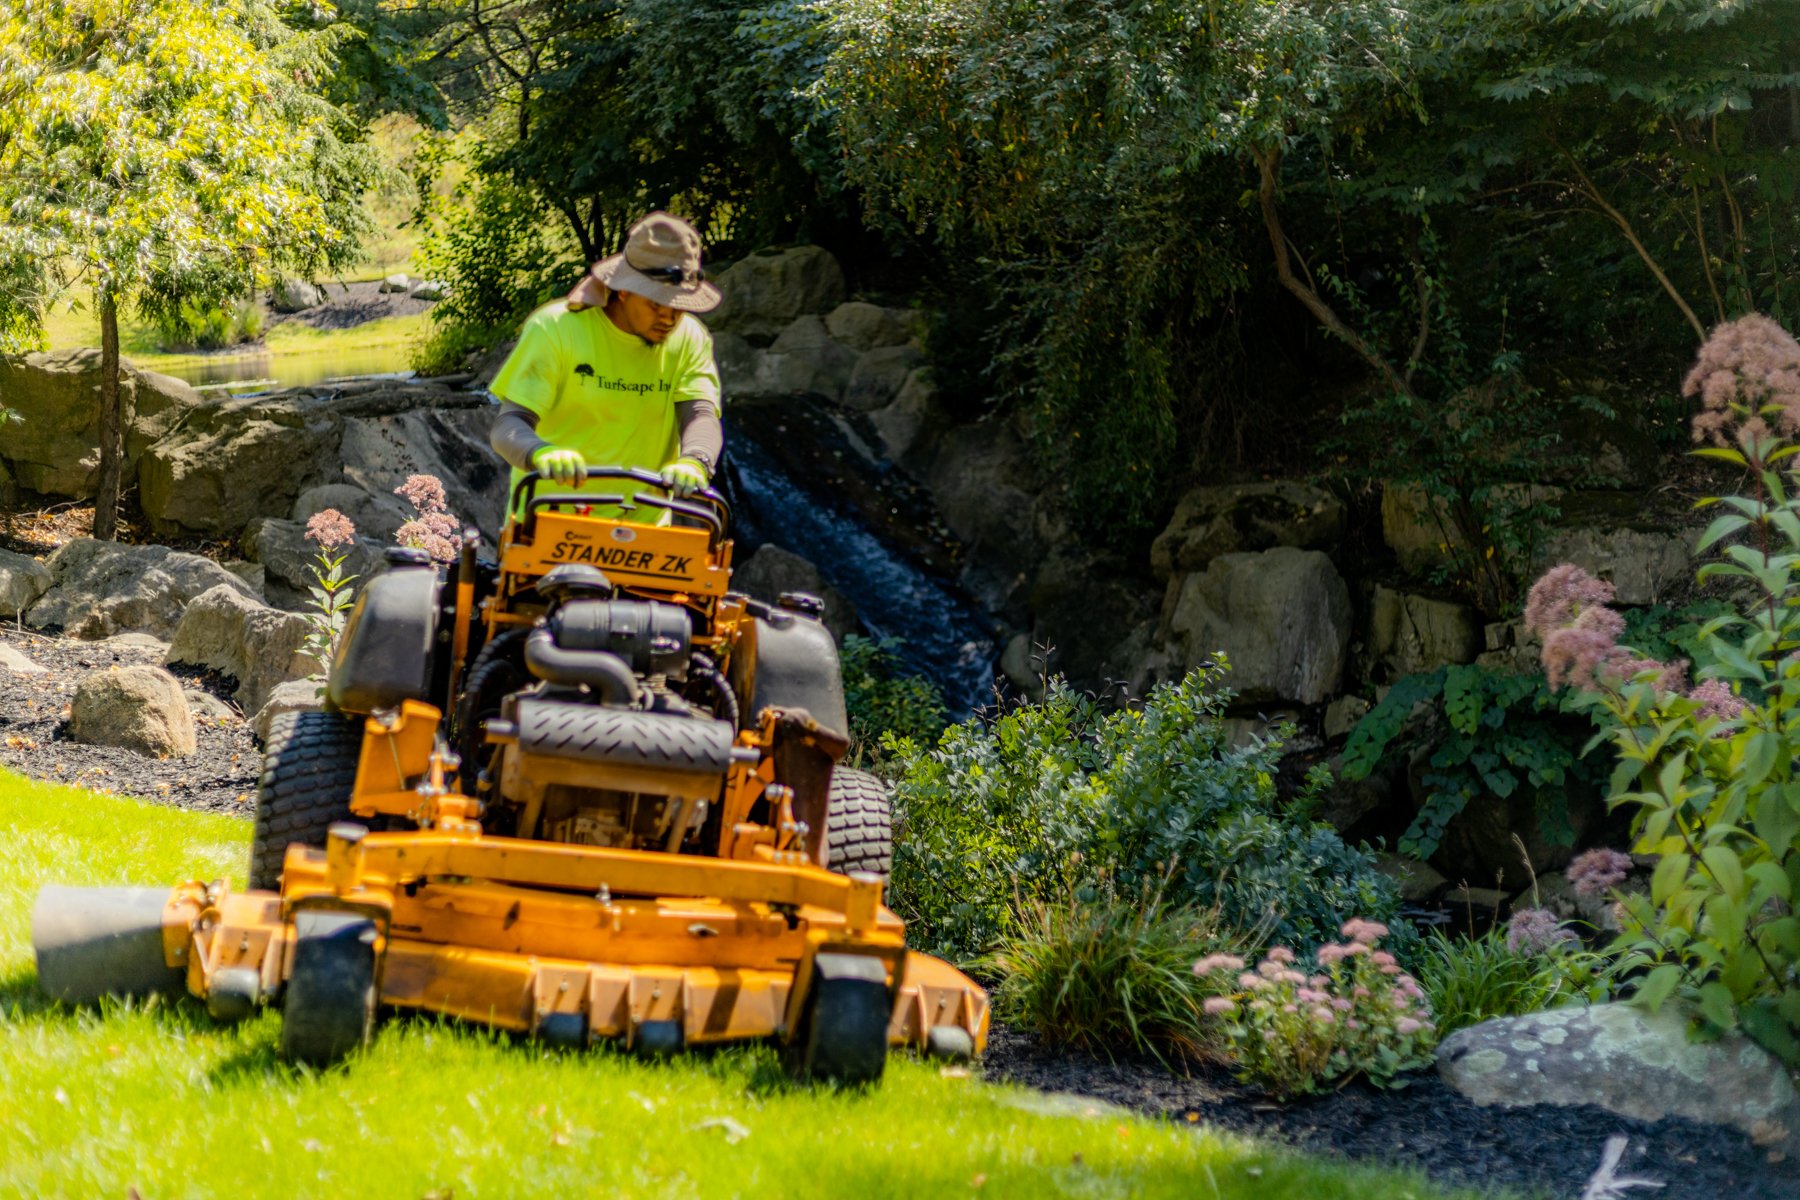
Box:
[0,0,373,537]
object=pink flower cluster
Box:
[1505,907,1578,955]
[1685,314,1800,449]
[1526,564,1745,724]
[304,508,356,550]
[1191,918,1435,1097]
[1566,848,1633,897]
[393,474,463,565]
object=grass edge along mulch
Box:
[0,771,1489,1200]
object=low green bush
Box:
[152,297,263,351]
[886,663,1399,962]
[839,635,947,768]
[1413,928,1605,1039]
[988,887,1236,1064]
[1340,663,1609,860]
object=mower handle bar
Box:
[513,467,730,542]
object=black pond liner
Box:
[983,1026,1799,1200]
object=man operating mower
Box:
[487,210,723,514]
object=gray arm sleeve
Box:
[677,398,723,474]
[489,401,549,471]
[489,397,723,474]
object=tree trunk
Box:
[94,288,122,542]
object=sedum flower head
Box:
[1566,848,1633,897]
[1505,907,1577,955]
[1684,314,1800,447]
[304,508,355,550]
[395,473,450,514]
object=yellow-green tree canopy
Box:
[0,0,376,535]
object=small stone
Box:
[379,273,410,294]
[183,689,239,724]
[0,642,47,675]
[69,666,196,757]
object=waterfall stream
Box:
[721,413,995,716]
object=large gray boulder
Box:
[844,345,926,413]
[166,584,319,712]
[269,277,325,313]
[0,548,52,618]
[333,406,506,537]
[1439,1003,1800,1156]
[1361,585,1482,683]
[1160,547,1352,704]
[1151,481,1346,581]
[26,539,260,640]
[243,517,388,612]
[825,302,911,352]
[921,418,1047,617]
[747,315,858,400]
[1535,525,1697,606]
[868,369,944,466]
[68,665,197,757]
[706,247,847,342]
[0,350,205,498]
[136,385,506,541]
[732,544,859,642]
[137,393,338,537]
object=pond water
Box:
[156,344,416,389]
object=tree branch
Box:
[1254,146,1410,397]
[1554,141,1705,342]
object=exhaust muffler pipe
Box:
[31,886,184,1003]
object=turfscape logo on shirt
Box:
[571,363,672,397]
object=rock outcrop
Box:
[732,545,859,642]
[68,665,197,757]
[165,584,319,712]
[1151,481,1345,580]
[0,548,52,618]
[0,350,205,499]
[1439,1003,1800,1157]
[707,246,848,342]
[1160,548,1353,705]
[26,540,259,640]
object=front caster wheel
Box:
[279,910,378,1066]
[785,952,891,1086]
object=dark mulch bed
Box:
[0,628,259,815]
[984,1026,1799,1200]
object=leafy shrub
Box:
[413,167,582,371]
[153,297,264,351]
[886,664,1399,962]
[1193,919,1436,1098]
[988,887,1234,1064]
[1527,315,1800,1064]
[1340,663,1609,860]
[1414,928,1604,1039]
[839,635,946,767]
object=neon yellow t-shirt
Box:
[489,300,721,517]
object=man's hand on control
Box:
[659,456,709,497]
[531,446,588,487]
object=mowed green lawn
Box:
[0,773,1477,1200]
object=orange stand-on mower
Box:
[33,468,988,1083]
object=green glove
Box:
[531,445,587,488]
[659,456,709,497]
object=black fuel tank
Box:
[326,552,441,713]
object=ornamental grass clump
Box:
[987,888,1237,1064]
[1522,314,1800,1065]
[1416,926,1605,1039]
[1192,919,1436,1098]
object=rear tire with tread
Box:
[825,767,893,879]
[250,710,363,891]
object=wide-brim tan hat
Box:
[569,210,722,314]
